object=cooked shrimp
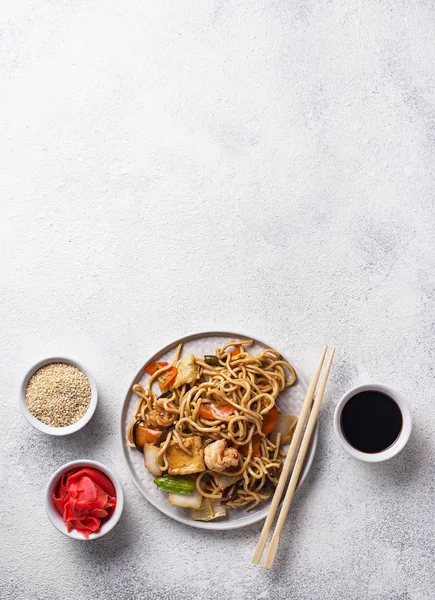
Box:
[147,400,176,429]
[204,439,238,472]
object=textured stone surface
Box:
[1,1,435,598]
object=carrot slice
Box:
[199,399,235,420]
[198,405,216,420]
[142,427,162,444]
[262,405,278,435]
[230,346,242,357]
[145,362,177,391]
[145,361,168,376]
[134,424,161,446]
[159,366,177,390]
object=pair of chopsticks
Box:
[253,345,335,568]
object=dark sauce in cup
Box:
[340,390,403,453]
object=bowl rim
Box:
[20,356,98,436]
[44,459,124,540]
[120,330,318,530]
[333,383,412,462]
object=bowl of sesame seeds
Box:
[20,357,98,435]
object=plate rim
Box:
[120,331,318,530]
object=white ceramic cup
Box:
[333,383,412,462]
[45,460,124,540]
[20,357,98,436]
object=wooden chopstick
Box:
[263,348,335,568]
[252,345,328,565]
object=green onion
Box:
[153,475,196,495]
[204,355,220,367]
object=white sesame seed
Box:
[25,363,91,427]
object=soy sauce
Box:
[340,391,402,453]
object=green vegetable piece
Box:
[204,355,220,367]
[153,475,196,495]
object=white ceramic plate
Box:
[120,332,318,530]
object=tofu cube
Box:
[167,435,206,475]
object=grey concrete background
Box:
[1,1,434,598]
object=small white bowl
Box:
[333,383,412,462]
[45,460,124,540]
[20,357,98,436]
